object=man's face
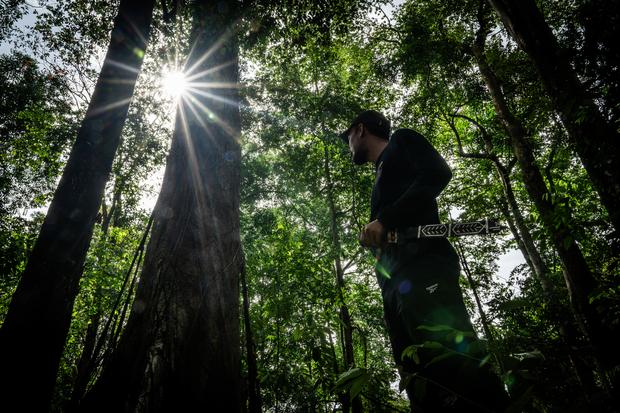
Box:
[348,123,367,165]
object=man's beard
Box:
[352,147,367,165]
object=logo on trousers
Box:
[426,283,439,294]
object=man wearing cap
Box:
[340,110,508,412]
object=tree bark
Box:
[0,0,155,409]
[453,241,505,374]
[80,2,242,411]
[487,0,620,235]
[472,20,613,373]
[497,197,535,273]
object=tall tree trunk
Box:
[498,192,601,402]
[81,3,242,411]
[0,0,155,408]
[322,142,362,413]
[472,19,614,376]
[241,258,262,413]
[487,0,620,234]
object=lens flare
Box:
[162,70,188,99]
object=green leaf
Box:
[334,368,369,400]
[497,298,530,311]
[479,354,491,367]
[420,341,444,349]
[510,349,544,361]
[402,345,421,364]
[334,367,365,389]
[349,372,369,399]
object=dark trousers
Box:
[376,239,509,412]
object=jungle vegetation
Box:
[0,0,618,411]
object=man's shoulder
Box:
[389,128,428,146]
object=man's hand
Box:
[359,220,386,248]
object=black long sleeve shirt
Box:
[371,129,452,230]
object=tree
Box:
[241,257,262,413]
[239,20,406,409]
[472,6,614,384]
[3,0,619,410]
[0,0,156,408]
[81,2,243,410]
[446,113,553,294]
[0,52,75,318]
[486,0,620,236]
[0,52,74,220]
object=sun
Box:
[162,69,188,99]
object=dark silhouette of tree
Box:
[0,0,156,409]
[81,1,243,410]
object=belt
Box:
[385,218,504,246]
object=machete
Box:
[384,218,505,245]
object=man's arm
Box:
[376,131,452,229]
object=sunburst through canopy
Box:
[162,69,188,99]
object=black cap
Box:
[339,110,391,144]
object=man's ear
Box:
[357,123,365,138]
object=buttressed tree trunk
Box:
[81,2,242,411]
[487,0,620,235]
[0,0,155,409]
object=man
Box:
[340,110,508,412]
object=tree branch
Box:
[443,113,495,161]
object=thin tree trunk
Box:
[487,0,620,234]
[70,211,151,409]
[322,142,362,413]
[241,257,262,413]
[448,114,554,294]
[472,16,613,376]
[69,312,102,410]
[452,242,494,343]
[498,194,601,400]
[0,0,155,408]
[497,197,535,273]
[80,3,242,411]
[493,162,554,292]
